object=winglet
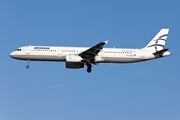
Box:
[104,40,108,44]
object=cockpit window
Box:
[16,49,21,51]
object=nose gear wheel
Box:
[26,60,30,69]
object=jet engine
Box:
[66,62,84,69]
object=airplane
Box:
[10,29,171,73]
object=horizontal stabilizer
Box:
[153,48,169,57]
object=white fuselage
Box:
[10,46,170,63]
[9,29,171,73]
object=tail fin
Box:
[143,29,169,51]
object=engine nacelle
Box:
[66,62,84,69]
[66,54,82,62]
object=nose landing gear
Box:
[26,60,30,69]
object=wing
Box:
[79,40,108,59]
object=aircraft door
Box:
[26,46,30,54]
[58,48,62,56]
[140,50,145,58]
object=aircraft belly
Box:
[102,57,143,63]
[12,55,65,61]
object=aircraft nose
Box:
[10,52,15,58]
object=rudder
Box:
[143,29,169,52]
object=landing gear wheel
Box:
[87,68,92,73]
[26,65,29,69]
[26,60,30,69]
[86,63,92,73]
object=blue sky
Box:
[1,0,180,120]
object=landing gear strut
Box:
[26,60,30,69]
[86,63,92,73]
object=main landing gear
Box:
[26,60,30,69]
[86,63,92,73]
